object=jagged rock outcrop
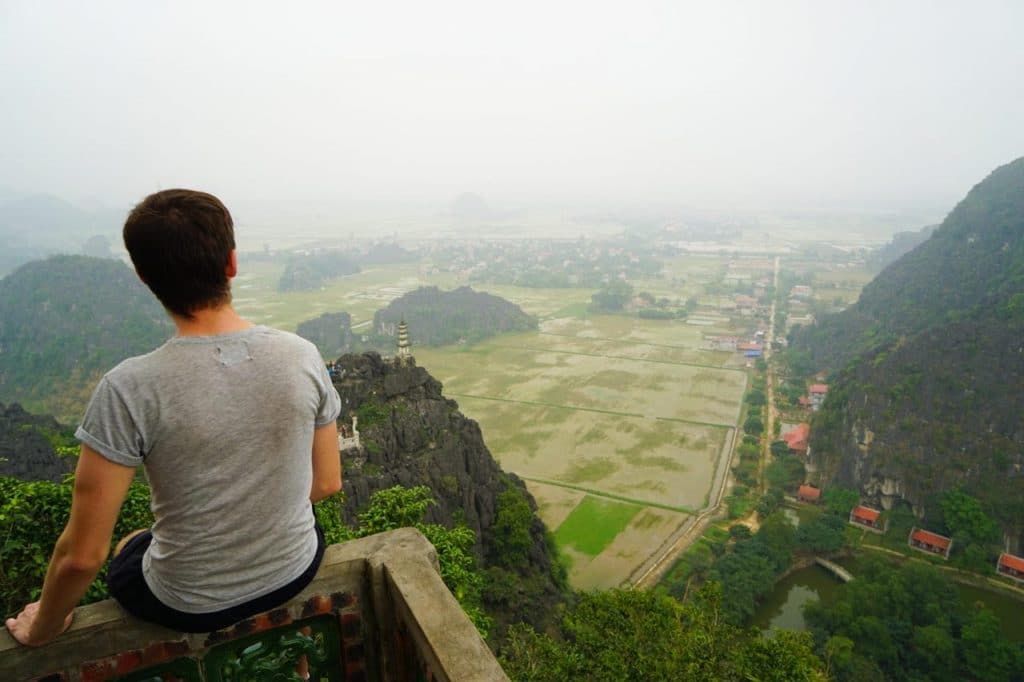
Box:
[332,351,565,631]
[0,402,74,482]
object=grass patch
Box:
[551,301,590,319]
[554,495,642,557]
[562,457,620,484]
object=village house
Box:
[783,423,810,456]
[908,528,952,559]
[849,505,885,533]
[997,553,1024,583]
[809,384,829,410]
[797,484,821,503]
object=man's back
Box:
[76,326,340,612]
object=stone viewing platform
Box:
[0,528,507,681]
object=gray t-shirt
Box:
[76,325,341,613]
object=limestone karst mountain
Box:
[789,157,1024,546]
[0,255,171,421]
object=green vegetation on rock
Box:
[789,157,1024,537]
[501,584,826,681]
[371,286,537,347]
[0,255,171,421]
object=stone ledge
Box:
[0,528,508,681]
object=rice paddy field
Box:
[234,258,750,589]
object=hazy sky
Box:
[2,1,1022,212]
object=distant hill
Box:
[0,255,171,420]
[372,286,537,347]
[450,192,491,221]
[277,252,360,292]
[789,157,1024,541]
[0,193,121,275]
[361,242,417,265]
[296,311,354,357]
[865,224,937,272]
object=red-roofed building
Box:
[738,342,763,352]
[908,528,952,559]
[797,485,821,503]
[808,384,829,411]
[997,553,1024,583]
[798,396,812,408]
[783,423,811,456]
[849,505,885,533]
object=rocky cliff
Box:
[791,158,1024,548]
[0,402,74,482]
[331,351,565,632]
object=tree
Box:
[744,415,764,436]
[961,608,1023,682]
[499,583,826,681]
[590,281,634,312]
[821,487,860,517]
[941,490,998,547]
[766,457,805,492]
[795,513,845,553]
[490,487,535,568]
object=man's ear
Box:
[225,250,238,279]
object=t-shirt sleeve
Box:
[314,359,342,427]
[75,376,146,467]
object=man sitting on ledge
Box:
[5,189,342,645]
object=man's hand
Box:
[5,601,73,647]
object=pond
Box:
[750,559,1024,641]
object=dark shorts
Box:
[106,522,325,633]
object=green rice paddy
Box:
[554,496,643,557]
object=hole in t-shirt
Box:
[217,341,252,367]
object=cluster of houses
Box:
[704,334,765,359]
[718,294,764,317]
[791,486,1024,579]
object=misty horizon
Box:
[2,1,1023,216]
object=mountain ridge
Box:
[789,157,1024,545]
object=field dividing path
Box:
[631,256,780,590]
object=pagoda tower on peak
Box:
[396,318,413,366]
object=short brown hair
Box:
[123,189,236,318]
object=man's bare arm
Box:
[310,421,342,503]
[5,444,136,646]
